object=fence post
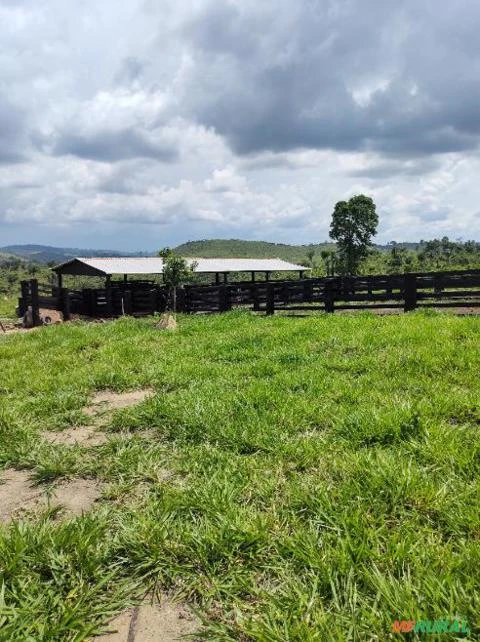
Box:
[81,289,89,316]
[404,274,417,312]
[433,274,443,295]
[30,279,41,326]
[82,289,96,316]
[182,286,190,314]
[219,285,231,312]
[226,286,232,311]
[219,285,226,312]
[266,282,275,315]
[19,280,29,317]
[303,279,313,303]
[158,287,167,313]
[122,290,132,315]
[105,286,113,317]
[176,288,186,313]
[60,288,71,321]
[252,282,260,311]
[324,280,335,313]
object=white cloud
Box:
[1,0,479,249]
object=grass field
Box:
[0,311,479,640]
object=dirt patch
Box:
[0,324,39,335]
[94,610,132,642]
[39,308,64,324]
[85,389,153,418]
[0,470,42,524]
[41,389,152,449]
[50,478,103,516]
[94,596,199,641]
[43,426,109,446]
[0,470,103,523]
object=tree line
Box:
[306,195,479,276]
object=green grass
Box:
[0,296,17,321]
[0,311,479,640]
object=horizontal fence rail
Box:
[18,269,480,325]
[263,269,480,315]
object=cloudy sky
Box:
[1,0,479,250]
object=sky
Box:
[1,0,479,251]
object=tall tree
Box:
[329,195,378,274]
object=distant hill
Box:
[0,250,21,261]
[1,239,422,266]
[174,239,335,263]
[1,240,336,265]
[0,245,148,264]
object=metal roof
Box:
[53,256,310,276]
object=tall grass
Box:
[0,311,479,640]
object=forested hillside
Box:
[177,238,480,274]
[174,239,334,262]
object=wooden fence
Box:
[262,269,480,314]
[18,269,480,325]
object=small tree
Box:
[305,249,315,267]
[320,249,337,276]
[329,195,378,275]
[158,248,195,313]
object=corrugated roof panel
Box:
[72,257,164,274]
[56,257,310,275]
[189,258,309,273]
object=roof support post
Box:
[251,271,256,282]
[105,275,112,316]
[215,273,220,285]
[265,271,270,282]
[224,272,229,283]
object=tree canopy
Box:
[330,195,379,274]
[158,247,196,312]
[158,247,194,288]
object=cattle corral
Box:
[17,268,480,325]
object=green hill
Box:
[174,239,334,263]
[1,241,335,266]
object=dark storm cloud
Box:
[53,127,178,163]
[183,2,260,58]
[1,0,479,242]
[0,97,27,163]
[350,158,442,179]
[182,0,480,159]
